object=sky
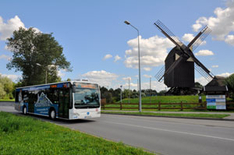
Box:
[0,0,234,91]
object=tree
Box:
[103,91,113,103]
[0,83,6,98]
[195,82,203,89]
[0,75,14,99]
[158,90,167,96]
[225,74,234,99]
[6,27,72,86]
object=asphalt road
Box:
[1,104,234,155]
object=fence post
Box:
[180,101,183,111]
[120,102,122,110]
[101,99,106,110]
[158,102,161,111]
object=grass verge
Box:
[102,111,230,119]
[0,112,154,155]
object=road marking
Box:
[104,121,234,142]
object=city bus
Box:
[15,80,101,120]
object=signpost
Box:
[206,95,226,110]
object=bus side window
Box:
[53,89,59,104]
[69,89,73,109]
[15,91,19,102]
[23,91,29,103]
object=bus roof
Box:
[16,80,99,90]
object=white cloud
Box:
[225,35,234,45]
[212,65,219,68]
[114,55,121,62]
[58,69,66,77]
[0,54,11,61]
[182,33,206,46]
[217,72,232,77]
[124,35,174,69]
[122,77,131,81]
[0,73,21,82]
[195,50,214,56]
[142,80,167,92]
[103,54,112,60]
[0,15,25,40]
[121,80,166,92]
[122,82,137,90]
[143,74,152,78]
[182,33,194,42]
[195,77,209,86]
[143,67,152,71]
[82,70,119,87]
[192,0,234,45]
[196,72,232,86]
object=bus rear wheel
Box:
[49,109,56,120]
[23,106,27,115]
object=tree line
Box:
[100,86,158,103]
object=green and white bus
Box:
[15,80,101,120]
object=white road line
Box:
[104,121,234,142]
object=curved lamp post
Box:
[124,20,142,112]
[36,63,48,84]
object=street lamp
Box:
[124,20,142,112]
[36,63,48,84]
[120,85,123,104]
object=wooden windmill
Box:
[154,20,214,94]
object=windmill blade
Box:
[191,55,214,79]
[154,20,185,48]
[157,56,184,82]
[195,64,214,82]
[155,65,165,82]
[187,26,212,51]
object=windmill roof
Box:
[204,76,228,92]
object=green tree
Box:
[158,90,167,96]
[6,27,71,86]
[0,75,14,99]
[0,83,6,98]
[225,74,234,99]
[195,82,203,88]
[103,91,113,103]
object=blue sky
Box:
[0,0,234,91]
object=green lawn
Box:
[102,111,230,119]
[120,95,206,103]
[104,96,234,111]
[0,112,154,155]
[104,96,206,111]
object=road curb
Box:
[102,113,234,121]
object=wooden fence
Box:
[101,100,234,111]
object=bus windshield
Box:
[73,83,100,108]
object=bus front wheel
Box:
[49,109,56,120]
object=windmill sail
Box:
[155,65,165,82]
[187,26,212,51]
[154,20,184,48]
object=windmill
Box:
[154,20,214,94]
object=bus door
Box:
[58,89,69,118]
